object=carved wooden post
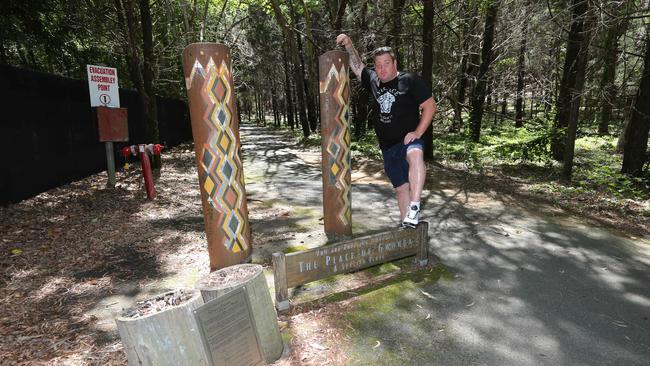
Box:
[182,43,252,270]
[319,50,352,238]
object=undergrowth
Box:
[280,117,649,214]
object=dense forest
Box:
[2,0,649,188]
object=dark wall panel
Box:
[0,65,192,204]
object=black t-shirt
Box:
[361,68,432,149]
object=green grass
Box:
[428,123,649,201]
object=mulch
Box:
[0,144,209,365]
[1,132,647,365]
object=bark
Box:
[326,0,349,34]
[560,0,591,182]
[177,0,193,43]
[139,0,159,148]
[281,42,295,130]
[598,15,628,135]
[288,1,317,133]
[198,0,210,41]
[299,0,320,129]
[469,3,499,142]
[621,30,650,176]
[501,93,507,122]
[552,0,588,162]
[270,0,309,137]
[453,4,479,131]
[515,15,528,128]
[350,0,373,138]
[113,0,144,94]
[421,0,435,160]
[388,0,406,67]
[271,78,280,127]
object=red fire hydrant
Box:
[120,144,164,200]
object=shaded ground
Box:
[1,124,649,365]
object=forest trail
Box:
[240,125,650,365]
[1,124,648,365]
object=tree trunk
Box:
[299,0,320,131]
[500,93,508,122]
[421,0,435,160]
[388,0,406,67]
[271,0,308,136]
[453,4,477,131]
[469,3,498,142]
[598,14,628,135]
[515,15,528,128]
[138,0,160,169]
[114,0,144,104]
[281,42,295,130]
[326,0,349,34]
[288,1,317,133]
[560,0,591,182]
[552,0,589,162]
[357,0,372,137]
[621,29,650,176]
[116,290,207,366]
[196,264,283,364]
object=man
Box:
[336,34,436,228]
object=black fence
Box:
[0,65,192,205]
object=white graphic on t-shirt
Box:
[377,92,395,114]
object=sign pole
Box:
[87,65,123,189]
[319,50,352,238]
[182,43,253,270]
[105,141,116,188]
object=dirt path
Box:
[1,124,649,365]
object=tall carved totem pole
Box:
[319,50,352,237]
[182,43,252,270]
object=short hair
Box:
[372,47,396,62]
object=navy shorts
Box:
[381,138,424,188]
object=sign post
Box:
[87,65,121,188]
[319,50,352,238]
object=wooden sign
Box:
[95,106,128,142]
[193,287,264,366]
[272,223,429,310]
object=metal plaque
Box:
[193,287,264,366]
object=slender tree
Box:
[598,4,630,135]
[514,6,528,128]
[551,0,589,162]
[559,0,591,182]
[388,0,406,67]
[469,2,499,142]
[621,28,650,176]
[421,0,435,160]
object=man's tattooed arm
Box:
[336,34,365,79]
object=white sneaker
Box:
[402,205,420,228]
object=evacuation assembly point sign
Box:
[87,65,120,108]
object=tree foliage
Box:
[2,0,650,180]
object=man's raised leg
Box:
[402,148,426,227]
[406,148,426,201]
[395,183,410,222]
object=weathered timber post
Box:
[319,50,352,238]
[116,290,207,366]
[182,43,252,270]
[195,264,283,363]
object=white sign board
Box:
[87,65,120,108]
